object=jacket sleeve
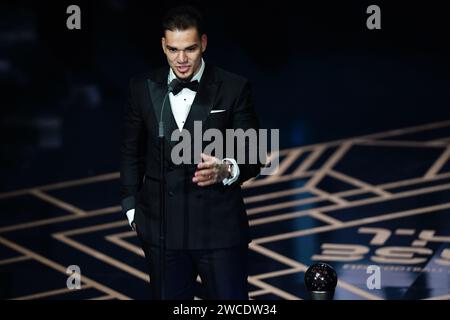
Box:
[119,78,146,214]
[231,80,266,185]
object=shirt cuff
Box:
[222,158,240,186]
[126,208,135,228]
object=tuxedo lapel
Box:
[183,64,220,134]
[146,68,178,146]
[145,68,179,165]
[146,67,167,125]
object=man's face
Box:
[162,27,207,81]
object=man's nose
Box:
[177,50,188,63]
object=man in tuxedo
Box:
[120,5,263,300]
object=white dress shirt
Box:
[126,59,239,228]
[168,58,204,131]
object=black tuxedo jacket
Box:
[120,64,263,250]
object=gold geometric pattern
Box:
[1,120,450,299]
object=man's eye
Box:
[187,48,195,52]
[169,48,177,53]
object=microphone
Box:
[159,79,180,138]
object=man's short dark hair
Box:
[162,5,205,36]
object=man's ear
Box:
[161,37,166,53]
[201,34,207,53]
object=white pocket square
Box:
[210,109,226,113]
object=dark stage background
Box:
[1,0,449,191]
[1,0,450,301]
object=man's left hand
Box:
[193,153,230,187]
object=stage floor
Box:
[1,120,450,300]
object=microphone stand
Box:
[153,79,178,300]
[158,114,166,300]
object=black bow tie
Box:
[171,80,199,95]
